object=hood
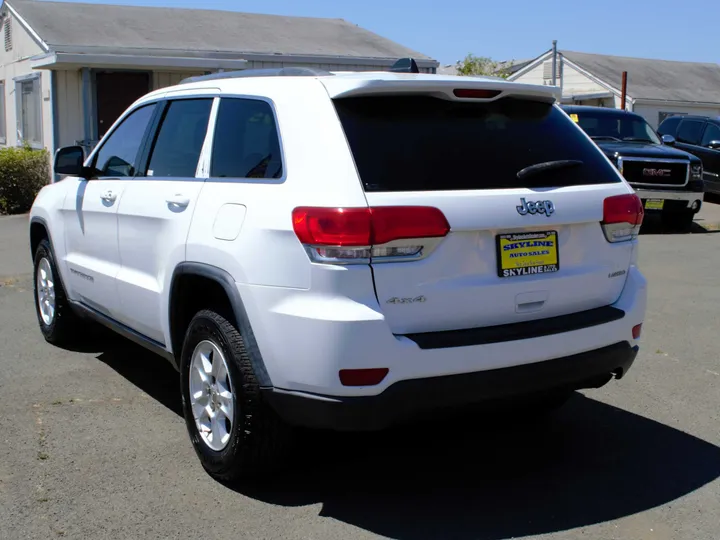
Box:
[596,140,701,162]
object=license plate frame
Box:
[496,231,560,278]
[644,199,665,210]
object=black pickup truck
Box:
[562,105,705,229]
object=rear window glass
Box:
[333,96,621,192]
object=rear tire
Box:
[33,239,82,345]
[180,309,290,482]
[661,209,694,232]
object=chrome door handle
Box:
[166,195,190,208]
[100,190,117,203]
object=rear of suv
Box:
[30,62,647,482]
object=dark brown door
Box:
[95,71,151,139]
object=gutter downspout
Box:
[50,70,59,182]
[551,40,557,86]
[81,67,92,151]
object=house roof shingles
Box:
[8,0,435,63]
[561,50,720,104]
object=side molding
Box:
[170,262,272,388]
[71,301,177,367]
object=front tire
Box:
[180,309,290,482]
[33,239,81,345]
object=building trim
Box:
[507,50,553,80]
[633,98,720,108]
[5,1,50,52]
[32,52,251,71]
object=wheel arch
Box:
[169,262,272,387]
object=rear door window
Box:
[210,98,283,179]
[145,98,213,178]
[677,120,705,145]
[333,96,621,192]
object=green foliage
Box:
[455,54,514,79]
[0,143,50,215]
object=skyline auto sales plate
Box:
[496,231,560,278]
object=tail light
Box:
[292,206,450,263]
[601,193,644,242]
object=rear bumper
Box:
[263,342,639,431]
[634,188,703,204]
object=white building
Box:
[509,49,720,128]
[0,0,437,162]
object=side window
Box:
[700,123,720,146]
[92,104,156,178]
[210,98,283,179]
[658,115,681,136]
[676,120,705,145]
[145,98,213,178]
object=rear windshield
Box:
[333,96,621,192]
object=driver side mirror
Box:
[707,140,720,150]
[661,134,676,146]
[54,146,88,177]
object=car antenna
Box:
[389,57,420,73]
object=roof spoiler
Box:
[389,57,420,74]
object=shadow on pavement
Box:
[243,395,720,539]
[88,338,720,540]
[91,335,182,416]
[639,210,720,235]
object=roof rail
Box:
[179,58,423,85]
[389,57,420,73]
[180,67,334,84]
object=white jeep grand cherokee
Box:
[29,60,647,481]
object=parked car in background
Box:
[657,115,720,196]
[563,105,704,229]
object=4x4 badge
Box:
[516,198,555,217]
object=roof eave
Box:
[632,97,720,107]
[43,45,438,68]
[32,52,250,71]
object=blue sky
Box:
[48,0,716,66]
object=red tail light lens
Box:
[339,368,389,387]
[453,89,502,99]
[601,194,644,242]
[292,206,450,263]
[292,207,371,246]
[292,206,449,246]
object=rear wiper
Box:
[517,160,584,180]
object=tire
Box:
[179,309,290,482]
[33,238,82,345]
[661,210,694,232]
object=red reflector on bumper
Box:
[632,324,642,339]
[339,368,389,387]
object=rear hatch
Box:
[330,82,637,335]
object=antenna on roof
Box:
[389,58,420,74]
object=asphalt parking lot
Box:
[1,206,719,540]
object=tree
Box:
[455,54,514,79]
